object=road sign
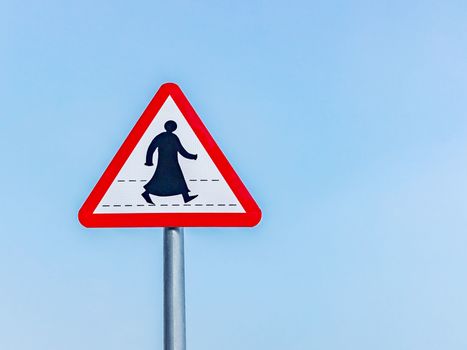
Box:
[78,83,261,227]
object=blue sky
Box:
[1,0,467,349]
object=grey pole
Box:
[163,227,186,350]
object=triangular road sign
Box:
[79,83,261,227]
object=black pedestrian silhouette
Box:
[142,120,198,204]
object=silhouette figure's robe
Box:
[144,131,196,196]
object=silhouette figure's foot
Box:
[142,191,154,204]
[183,194,198,203]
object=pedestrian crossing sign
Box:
[78,83,262,227]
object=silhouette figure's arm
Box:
[145,136,160,166]
[177,137,197,160]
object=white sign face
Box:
[94,97,244,214]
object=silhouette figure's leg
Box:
[182,192,198,203]
[142,190,154,204]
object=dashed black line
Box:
[188,179,220,182]
[102,203,238,208]
[117,179,147,182]
[116,179,224,183]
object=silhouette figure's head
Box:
[164,120,177,133]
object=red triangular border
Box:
[78,83,262,227]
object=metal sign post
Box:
[163,227,186,350]
[77,82,262,348]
